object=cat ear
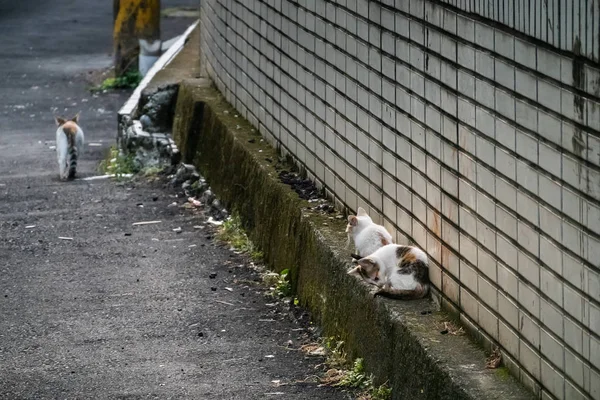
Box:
[357,207,368,217]
[347,215,358,226]
[55,116,66,126]
[347,265,362,276]
[71,113,80,124]
[357,258,377,270]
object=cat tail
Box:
[65,130,78,179]
[374,283,429,300]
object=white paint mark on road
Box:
[132,220,162,226]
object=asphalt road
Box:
[0,1,350,399]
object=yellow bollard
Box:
[113,0,160,76]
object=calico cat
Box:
[348,244,430,300]
[346,207,393,258]
[55,114,84,180]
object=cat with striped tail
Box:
[55,113,84,180]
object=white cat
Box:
[346,207,393,258]
[55,114,84,180]
[348,244,430,300]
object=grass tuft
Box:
[98,146,138,179]
[91,70,142,92]
[217,214,263,261]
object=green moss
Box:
[495,367,511,380]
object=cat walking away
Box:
[346,207,393,258]
[348,244,430,300]
[55,114,84,180]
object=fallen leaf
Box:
[485,347,502,369]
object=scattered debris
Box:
[441,321,465,336]
[172,227,182,233]
[88,143,102,147]
[132,220,162,226]
[486,347,502,369]
[224,287,233,292]
[58,237,73,240]
[207,217,223,226]
[300,343,326,356]
[25,225,36,229]
[188,197,202,207]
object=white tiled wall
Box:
[200,0,600,398]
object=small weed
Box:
[338,358,370,389]
[262,268,292,298]
[323,337,347,369]
[274,268,292,297]
[98,146,138,179]
[301,337,391,400]
[359,384,392,400]
[91,70,142,92]
[217,214,263,261]
[338,359,392,399]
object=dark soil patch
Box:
[278,171,321,201]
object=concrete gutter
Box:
[117,22,534,400]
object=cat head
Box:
[347,256,382,287]
[345,207,373,234]
[55,113,80,127]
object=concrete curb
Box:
[168,79,534,400]
[118,20,199,121]
[115,19,533,399]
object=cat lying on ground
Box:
[348,244,430,300]
[345,207,393,258]
[55,114,84,180]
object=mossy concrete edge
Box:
[171,78,534,400]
